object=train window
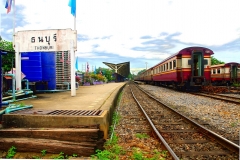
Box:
[166,63,168,70]
[217,68,220,74]
[213,69,216,74]
[173,60,176,68]
[170,61,172,70]
[163,64,165,71]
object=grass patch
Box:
[50,152,65,159]
[72,153,78,157]
[41,149,47,156]
[232,82,240,87]
[135,133,149,139]
[117,92,123,106]
[6,146,17,159]
[230,121,238,127]
[32,155,41,159]
[91,106,125,160]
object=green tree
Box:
[211,56,225,65]
[137,69,146,76]
[95,67,114,82]
[127,73,133,80]
[0,38,15,72]
[102,68,114,82]
[89,67,114,82]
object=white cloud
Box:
[1,0,240,69]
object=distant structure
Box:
[103,62,130,82]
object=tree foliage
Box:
[137,69,146,76]
[90,73,105,82]
[127,73,133,80]
[0,37,15,72]
[86,67,115,82]
[211,56,225,65]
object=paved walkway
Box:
[19,82,126,111]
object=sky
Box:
[0,0,240,74]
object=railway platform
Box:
[1,82,126,139]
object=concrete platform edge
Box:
[2,82,127,140]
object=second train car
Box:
[135,46,214,90]
[211,62,240,85]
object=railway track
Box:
[192,92,240,104]
[129,83,239,159]
[114,83,171,159]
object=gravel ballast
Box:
[139,84,240,143]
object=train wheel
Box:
[172,82,177,90]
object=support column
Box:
[15,42,21,91]
[70,40,76,96]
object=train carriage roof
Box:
[212,62,240,68]
[224,62,240,67]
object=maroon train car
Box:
[135,46,214,90]
[211,62,240,85]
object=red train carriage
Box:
[135,46,214,90]
[211,62,240,85]
[135,70,146,81]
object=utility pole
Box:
[145,62,148,70]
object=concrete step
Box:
[0,128,105,156]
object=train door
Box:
[188,51,208,85]
[230,64,238,82]
[191,52,204,77]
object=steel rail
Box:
[212,93,240,100]
[130,87,179,160]
[191,92,240,104]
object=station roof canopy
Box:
[103,61,130,78]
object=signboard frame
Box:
[15,28,77,52]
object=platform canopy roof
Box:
[103,61,130,78]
